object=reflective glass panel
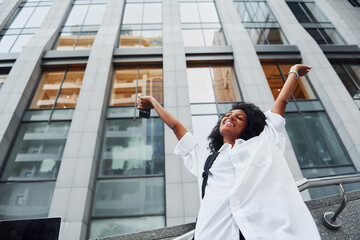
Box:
[203,29,226,46]
[0,35,17,53]
[30,71,65,109]
[303,2,328,23]
[187,67,215,103]
[141,30,162,47]
[285,112,351,168]
[261,63,283,100]
[55,69,84,108]
[8,8,34,29]
[25,6,50,28]
[110,66,163,106]
[0,182,56,220]
[119,30,141,47]
[332,64,360,99]
[89,216,165,239]
[305,28,326,44]
[180,3,200,23]
[92,177,165,217]
[55,32,78,50]
[287,2,311,23]
[74,32,96,49]
[83,5,106,25]
[279,64,316,100]
[9,34,33,52]
[319,29,346,45]
[198,2,219,22]
[99,118,164,177]
[192,115,218,152]
[1,122,70,181]
[0,74,7,90]
[263,28,286,44]
[183,30,204,46]
[348,64,360,94]
[122,4,143,24]
[211,65,241,102]
[64,5,88,26]
[247,28,265,45]
[143,3,162,24]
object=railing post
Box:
[322,183,348,230]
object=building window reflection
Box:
[0,74,7,90]
[261,61,316,100]
[331,62,360,106]
[30,68,85,109]
[0,0,53,53]
[285,111,359,198]
[55,0,107,50]
[0,121,70,220]
[180,0,226,47]
[109,65,163,106]
[119,0,162,48]
[234,0,288,45]
[286,1,346,45]
[187,63,241,104]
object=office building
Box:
[0,0,359,239]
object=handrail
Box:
[296,172,360,192]
[296,172,360,230]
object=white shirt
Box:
[174,111,320,240]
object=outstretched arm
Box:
[272,64,312,116]
[137,94,188,140]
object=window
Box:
[119,0,162,48]
[0,121,70,219]
[0,74,7,90]
[180,0,226,47]
[109,65,163,106]
[89,117,165,238]
[285,111,359,198]
[0,0,53,53]
[55,0,107,50]
[234,0,288,45]
[331,62,360,104]
[348,0,360,7]
[261,62,316,100]
[30,68,85,109]
[286,1,346,45]
[187,63,241,104]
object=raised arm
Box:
[137,94,188,140]
[272,64,312,116]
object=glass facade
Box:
[286,1,346,45]
[0,0,53,53]
[332,62,360,104]
[119,0,162,48]
[234,0,288,45]
[0,74,7,90]
[180,0,226,47]
[55,0,107,50]
[30,68,85,109]
[110,65,163,106]
[261,62,316,100]
[0,122,70,219]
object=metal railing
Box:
[296,172,360,230]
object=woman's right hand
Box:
[137,94,155,109]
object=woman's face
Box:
[219,109,248,141]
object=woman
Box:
[137,64,320,240]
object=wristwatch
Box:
[288,67,299,78]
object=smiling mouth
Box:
[225,121,235,127]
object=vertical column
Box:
[314,0,360,46]
[47,1,124,240]
[268,0,360,170]
[215,0,305,188]
[162,0,198,226]
[0,0,22,30]
[0,0,72,175]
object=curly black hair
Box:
[208,102,266,153]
